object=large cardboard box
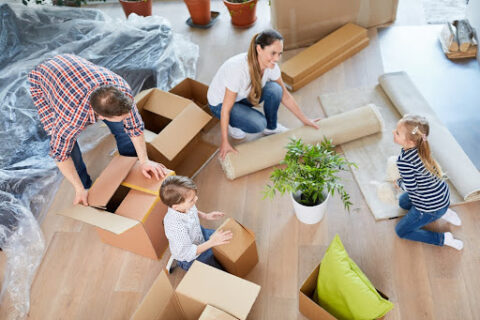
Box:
[135,83,218,178]
[58,156,173,259]
[212,218,259,278]
[271,0,398,50]
[198,305,238,320]
[299,264,390,320]
[175,261,261,320]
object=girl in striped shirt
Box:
[393,114,463,250]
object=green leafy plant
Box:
[264,138,356,210]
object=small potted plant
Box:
[223,0,258,28]
[119,0,152,18]
[184,0,211,26]
[264,138,356,224]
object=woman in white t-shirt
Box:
[207,29,319,159]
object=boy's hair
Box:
[160,175,197,207]
[399,114,443,178]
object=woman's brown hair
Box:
[247,29,283,105]
[400,114,443,179]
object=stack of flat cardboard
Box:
[58,156,173,259]
[212,218,259,277]
[135,78,218,178]
[281,23,369,92]
[131,261,260,320]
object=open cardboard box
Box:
[299,264,390,320]
[58,156,173,259]
[130,261,260,320]
[212,218,259,278]
[135,79,218,178]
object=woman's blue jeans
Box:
[71,120,137,189]
[209,81,283,133]
[177,227,224,271]
[395,192,447,246]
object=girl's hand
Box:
[207,211,225,220]
[303,118,320,129]
[209,229,233,247]
[219,142,237,160]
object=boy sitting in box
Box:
[160,175,232,271]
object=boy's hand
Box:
[210,229,233,247]
[206,211,225,220]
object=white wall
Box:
[467,0,480,61]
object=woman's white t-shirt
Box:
[207,53,281,106]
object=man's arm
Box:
[56,158,89,206]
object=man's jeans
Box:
[177,226,224,271]
[209,81,283,132]
[71,120,136,189]
[395,192,447,246]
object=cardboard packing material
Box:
[58,156,173,259]
[299,264,390,320]
[175,261,261,320]
[281,23,370,92]
[198,305,239,320]
[212,218,259,278]
[271,0,398,50]
[135,80,218,178]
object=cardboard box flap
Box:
[89,156,137,207]
[281,23,368,82]
[150,104,211,161]
[199,305,238,320]
[115,189,159,221]
[122,161,174,195]
[130,270,184,320]
[213,218,255,262]
[142,89,194,120]
[57,205,139,235]
[175,261,260,320]
[169,78,209,107]
[134,88,155,112]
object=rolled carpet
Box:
[220,104,384,180]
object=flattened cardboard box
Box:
[135,81,218,178]
[198,305,238,320]
[299,264,390,320]
[175,261,261,320]
[212,218,259,278]
[281,23,369,92]
[271,0,398,50]
[57,156,173,259]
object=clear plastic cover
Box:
[0,3,198,318]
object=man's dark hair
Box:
[90,86,133,117]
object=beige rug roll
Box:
[221,104,384,180]
[379,72,480,202]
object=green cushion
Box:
[313,235,393,320]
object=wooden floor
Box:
[1,0,479,319]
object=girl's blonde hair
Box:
[400,114,443,178]
[247,29,283,105]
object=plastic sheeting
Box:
[0,3,198,318]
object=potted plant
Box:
[223,0,258,28]
[184,0,211,26]
[264,138,356,224]
[119,0,152,18]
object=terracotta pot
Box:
[184,0,211,25]
[223,0,258,28]
[119,0,153,18]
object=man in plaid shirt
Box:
[29,54,167,206]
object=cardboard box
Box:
[175,261,261,320]
[58,156,173,259]
[135,83,218,178]
[212,218,258,278]
[168,78,219,132]
[281,23,369,92]
[299,264,390,320]
[271,0,398,50]
[198,305,238,320]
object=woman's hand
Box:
[303,118,320,129]
[219,141,238,160]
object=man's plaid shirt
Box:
[28,54,144,162]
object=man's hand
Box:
[209,229,233,247]
[140,160,167,180]
[205,211,225,221]
[74,188,89,206]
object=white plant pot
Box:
[290,192,330,224]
